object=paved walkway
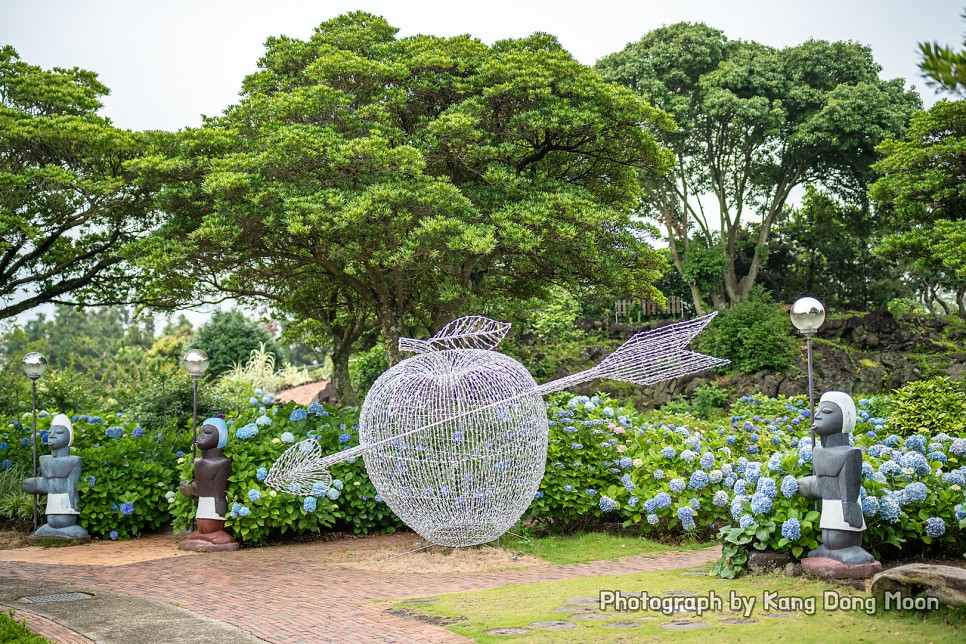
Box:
[0,532,721,643]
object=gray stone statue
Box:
[21,414,89,541]
[797,391,874,565]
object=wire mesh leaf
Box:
[426,316,511,351]
[265,438,332,497]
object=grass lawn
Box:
[386,568,964,643]
[501,531,715,565]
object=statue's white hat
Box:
[819,391,855,434]
[51,413,74,446]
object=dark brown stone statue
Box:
[178,418,238,552]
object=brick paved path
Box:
[0,534,721,643]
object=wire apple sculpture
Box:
[267,314,727,547]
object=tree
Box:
[133,12,673,393]
[919,11,966,95]
[870,100,966,318]
[0,47,155,320]
[189,310,280,376]
[756,189,908,310]
[596,23,921,310]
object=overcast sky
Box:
[1,0,961,327]
[2,0,961,133]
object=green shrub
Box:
[0,609,48,644]
[349,344,387,399]
[188,310,280,376]
[888,376,966,437]
[696,292,796,373]
[131,371,235,433]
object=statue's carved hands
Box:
[844,501,863,528]
[797,476,818,499]
[179,480,196,497]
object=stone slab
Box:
[178,539,240,552]
[802,557,882,580]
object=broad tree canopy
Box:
[871,99,966,317]
[0,46,153,320]
[596,23,921,310]
[134,12,674,370]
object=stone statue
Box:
[797,391,876,567]
[179,417,238,551]
[21,414,89,542]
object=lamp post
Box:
[181,349,210,462]
[21,352,48,531]
[181,349,209,531]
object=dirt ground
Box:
[0,529,544,573]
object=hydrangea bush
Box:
[168,401,403,544]
[0,412,182,539]
[529,392,965,575]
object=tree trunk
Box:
[329,345,358,406]
[378,307,403,366]
[957,286,966,320]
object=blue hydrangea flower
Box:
[238,505,251,517]
[730,495,748,520]
[133,427,144,438]
[756,477,777,499]
[680,449,697,464]
[926,451,948,464]
[119,502,134,515]
[712,490,730,507]
[709,470,723,484]
[860,463,874,479]
[599,496,618,512]
[571,443,583,450]
[688,470,709,489]
[884,434,902,448]
[255,467,268,481]
[750,492,772,516]
[105,426,124,439]
[618,456,633,469]
[733,479,748,495]
[780,475,798,498]
[255,415,272,427]
[862,496,879,517]
[290,408,308,422]
[236,424,259,440]
[942,470,966,487]
[647,513,659,525]
[879,461,901,477]
[653,469,665,480]
[902,481,928,504]
[653,492,672,510]
[628,496,639,507]
[744,463,762,484]
[109,530,118,540]
[669,478,686,494]
[903,435,927,454]
[332,479,344,491]
[306,402,324,415]
[326,488,340,500]
[879,495,901,523]
[280,432,295,444]
[798,443,813,463]
[621,474,635,491]
[950,438,966,456]
[954,504,966,521]
[661,446,676,459]
[585,488,598,496]
[677,505,696,529]
[563,485,574,492]
[780,518,801,540]
[90,416,103,425]
[248,489,261,502]
[338,433,351,444]
[303,496,317,512]
[689,497,701,509]
[739,513,756,529]
[900,452,930,476]
[925,517,945,538]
